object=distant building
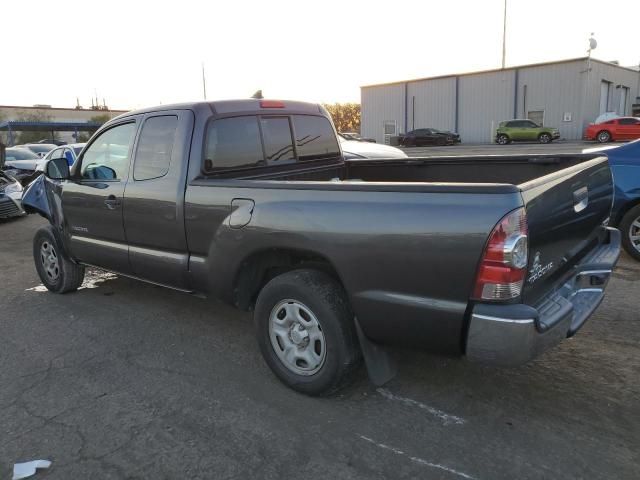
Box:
[361,57,640,144]
[0,104,128,143]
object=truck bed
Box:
[239,154,595,186]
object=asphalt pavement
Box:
[1,212,639,479]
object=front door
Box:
[62,121,139,273]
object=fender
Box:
[22,175,74,260]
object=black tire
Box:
[597,130,612,143]
[619,205,640,261]
[254,269,362,396]
[496,134,510,145]
[33,226,85,293]
[538,133,552,144]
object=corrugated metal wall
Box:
[407,78,456,133]
[458,70,515,143]
[361,84,405,143]
[360,60,640,144]
[516,61,585,140]
[584,61,639,125]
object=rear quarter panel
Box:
[185,183,522,353]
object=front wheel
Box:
[33,226,85,293]
[620,205,640,261]
[254,269,362,396]
[538,133,552,144]
[496,134,510,145]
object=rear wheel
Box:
[538,133,552,144]
[33,226,85,293]
[254,269,361,396]
[597,130,612,143]
[496,134,510,145]
[620,205,640,261]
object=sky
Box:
[2,0,639,110]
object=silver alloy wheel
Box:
[597,131,610,143]
[630,217,640,254]
[539,133,551,143]
[497,135,508,145]
[269,299,326,376]
[40,241,60,282]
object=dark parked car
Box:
[23,99,619,395]
[398,128,460,146]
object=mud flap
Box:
[354,317,397,387]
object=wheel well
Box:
[233,249,344,311]
[613,198,640,227]
[597,129,612,139]
[538,132,550,138]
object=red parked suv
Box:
[584,117,640,143]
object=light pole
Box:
[501,0,507,68]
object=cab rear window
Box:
[203,114,338,173]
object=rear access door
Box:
[122,110,194,290]
[519,155,614,305]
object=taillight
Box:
[473,207,528,301]
[260,100,285,108]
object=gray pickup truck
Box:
[23,99,620,395]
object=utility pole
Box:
[501,0,507,68]
[202,63,207,100]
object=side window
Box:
[260,117,295,164]
[204,116,263,171]
[134,116,178,180]
[292,115,340,162]
[618,118,636,125]
[63,148,74,165]
[80,123,136,181]
[49,147,64,159]
[505,121,516,128]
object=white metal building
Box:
[361,57,640,144]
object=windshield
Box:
[6,148,39,160]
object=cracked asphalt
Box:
[1,214,639,479]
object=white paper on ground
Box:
[12,460,52,480]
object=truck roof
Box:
[112,99,326,121]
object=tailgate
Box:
[519,156,613,305]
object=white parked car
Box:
[0,168,25,219]
[4,147,41,171]
[338,134,407,160]
[36,143,86,172]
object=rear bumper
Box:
[466,227,620,366]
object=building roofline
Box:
[0,104,128,113]
[361,57,640,89]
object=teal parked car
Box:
[495,119,560,145]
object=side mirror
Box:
[45,158,70,180]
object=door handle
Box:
[104,195,121,210]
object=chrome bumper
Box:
[466,228,620,366]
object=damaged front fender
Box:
[21,175,52,220]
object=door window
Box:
[618,118,638,125]
[134,115,178,180]
[80,123,137,181]
[260,117,295,164]
[291,115,340,162]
